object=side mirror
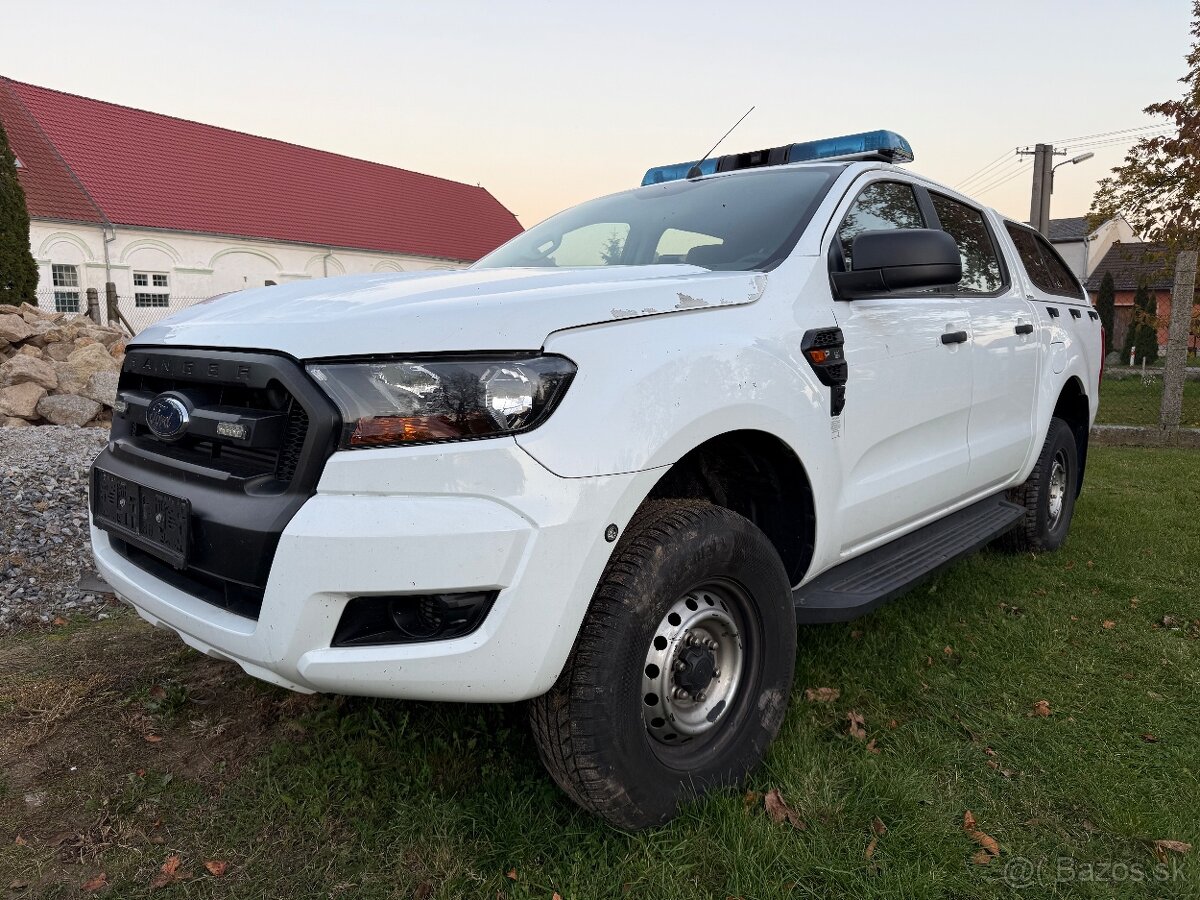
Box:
[831,229,962,300]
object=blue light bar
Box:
[786,130,913,165]
[641,129,914,186]
[641,158,718,186]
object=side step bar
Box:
[793,494,1025,624]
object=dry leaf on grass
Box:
[82,873,108,892]
[553,893,563,900]
[742,790,761,810]
[763,789,807,829]
[1102,620,1116,630]
[847,711,867,741]
[204,860,228,877]
[1031,700,1051,717]
[143,734,163,743]
[804,687,840,703]
[149,855,190,890]
[962,810,1000,865]
[1142,733,1159,743]
[863,817,887,859]
[506,869,518,881]
[865,739,880,754]
[943,645,954,655]
[1152,840,1192,863]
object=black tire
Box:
[528,499,796,830]
[1003,417,1079,553]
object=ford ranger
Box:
[89,130,1103,829]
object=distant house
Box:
[0,76,523,327]
[1084,242,1196,355]
[1042,215,1139,281]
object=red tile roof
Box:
[0,80,104,224]
[0,77,522,262]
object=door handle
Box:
[1015,323,1034,335]
[941,330,969,345]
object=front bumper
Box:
[92,438,662,702]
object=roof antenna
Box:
[686,106,755,179]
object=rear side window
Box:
[930,193,1004,294]
[1004,223,1083,298]
[837,181,925,269]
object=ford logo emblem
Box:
[145,395,190,441]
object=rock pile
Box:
[0,303,125,428]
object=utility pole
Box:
[1018,143,1061,237]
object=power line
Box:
[962,158,1029,195]
[954,149,1017,191]
[1051,123,1172,144]
[973,161,1034,198]
[1064,130,1173,150]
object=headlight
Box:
[306,354,577,449]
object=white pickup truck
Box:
[89,130,1102,829]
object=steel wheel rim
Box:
[1047,450,1068,529]
[641,580,747,747]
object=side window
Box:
[930,193,1004,294]
[837,181,925,269]
[1004,223,1081,298]
[1032,231,1084,298]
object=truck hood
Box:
[133,266,768,359]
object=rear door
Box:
[826,177,974,551]
[926,191,1039,491]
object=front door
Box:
[826,177,974,553]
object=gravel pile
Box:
[1,425,113,632]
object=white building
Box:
[2,76,523,330]
[1043,216,1139,281]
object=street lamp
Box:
[1050,151,1095,193]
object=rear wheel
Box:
[528,500,796,830]
[1004,417,1079,552]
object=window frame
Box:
[923,189,1011,298]
[829,178,931,274]
[51,263,81,314]
[132,270,171,308]
[1003,222,1086,300]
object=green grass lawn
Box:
[3,447,1199,898]
[1097,376,1200,428]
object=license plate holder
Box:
[92,468,190,568]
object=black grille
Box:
[99,348,340,621]
[121,371,308,486]
[112,537,265,619]
[276,400,308,483]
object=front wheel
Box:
[528,500,796,830]
[1004,417,1079,553]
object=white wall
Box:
[1084,217,1139,278]
[29,220,468,326]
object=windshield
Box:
[474,167,839,272]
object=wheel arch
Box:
[644,429,816,585]
[1052,375,1090,495]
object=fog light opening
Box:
[332,591,497,647]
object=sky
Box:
[3,0,1192,229]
